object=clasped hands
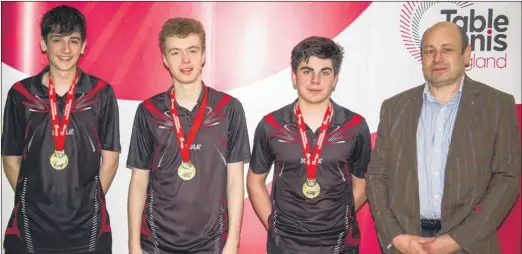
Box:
[392,233,460,254]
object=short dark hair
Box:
[159,17,206,54]
[40,5,86,42]
[291,36,344,75]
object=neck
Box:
[428,74,464,104]
[46,65,77,88]
[297,97,330,119]
[173,79,203,102]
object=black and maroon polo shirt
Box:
[1,66,121,254]
[250,99,372,254]
[126,84,251,254]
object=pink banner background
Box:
[1,2,520,253]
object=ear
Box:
[333,75,339,91]
[291,71,297,89]
[40,38,47,52]
[81,40,87,54]
[162,54,169,68]
[202,50,206,67]
[463,44,472,67]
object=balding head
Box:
[421,22,469,55]
[419,21,472,88]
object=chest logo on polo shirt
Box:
[190,144,202,150]
[301,157,323,164]
[158,106,225,130]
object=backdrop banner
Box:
[2,2,520,253]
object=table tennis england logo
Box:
[400,2,509,70]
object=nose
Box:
[182,52,191,64]
[62,41,72,54]
[311,72,320,84]
[433,50,444,63]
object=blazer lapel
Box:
[404,86,424,234]
[449,76,480,141]
[441,75,480,229]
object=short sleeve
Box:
[249,118,274,174]
[226,98,251,163]
[99,84,121,152]
[126,104,155,170]
[1,87,26,156]
[350,118,372,178]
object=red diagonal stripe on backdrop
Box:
[110,2,164,85]
[81,2,133,71]
[1,2,371,101]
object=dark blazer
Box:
[365,75,521,254]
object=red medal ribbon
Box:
[48,72,79,151]
[294,102,333,181]
[169,86,208,163]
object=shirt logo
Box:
[301,157,322,164]
[190,144,202,150]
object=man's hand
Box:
[393,234,435,254]
[422,234,461,254]
[222,241,238,254]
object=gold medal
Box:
[178,162,196,180]
[302,179,321,199]
[50,150,68,170]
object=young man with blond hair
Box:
[127,17,250,254]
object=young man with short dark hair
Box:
[247,36,371,254]
[2,5,120,254]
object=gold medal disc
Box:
[50,151,69,170]
[178,162,196,180]
[302,179,321,199]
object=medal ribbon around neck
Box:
[294,102,333,182]
[48,71,79,170]
[169,86,208,164]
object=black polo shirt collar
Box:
[163,82,207,116]
[29,65,94,96]
[282,98,347,127]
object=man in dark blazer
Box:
[366,21,521,254]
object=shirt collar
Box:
[423,76,464,104]
[283,98,346,126]
[165,81,207,111]
[31,65,91,96]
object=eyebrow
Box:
[299,66,333,72]
[422,43,455,48]
[49,35,82,40]
[168,45,201,53]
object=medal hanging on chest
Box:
[294,102,333,199]
[169,86,208,180]
[48,72,78,170]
